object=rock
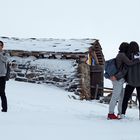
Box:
[15,77,28,82]
[17,73,25,77]
[28,80,36,83]
[52,77,61,82]
[38,76,45,81]
[10,72,17,79]
[26,73,36,79]
[14,69,22,72]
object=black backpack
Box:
[104,58,118,79]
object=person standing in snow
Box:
[121,41,140,118]
[107,42,140,119]
[0,41,8,112]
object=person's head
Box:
[126,41,139,59]
[119,42,129,53]
[129,41,139,54]
[0,41,4,51]
[0,41,4,47]
[88,47,94,57]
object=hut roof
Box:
[1,37,97,53]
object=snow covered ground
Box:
[0,80,139,140]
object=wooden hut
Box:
[2,37,105,100]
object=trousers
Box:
[122,85,140,115]
[0,76,7,111]
[109,78,125,114]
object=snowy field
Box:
[0,80,140,140]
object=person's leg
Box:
[109,78,124,114]
[0,77,7,112]
[118,87,125,115]
[136,87,140,109]
[1,95,7,111]
[121,84,134,115]
[136,87,140,119]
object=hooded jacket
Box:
[126,61,140,87]
[0,52,8,77]
[115,52,139,80]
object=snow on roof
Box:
[1,37,96,53]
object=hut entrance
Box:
[90,65,104,99]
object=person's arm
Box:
[0,52,8,63]
[114,66,128,80]
[114,53,129,80]
[121,53,139,66]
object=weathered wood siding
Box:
[78,62,91,100]
[90,65,104,99]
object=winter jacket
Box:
[126,63,140,87]
[0,52,8,77]
[115,52,140,80]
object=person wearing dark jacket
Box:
[0,41,8,112]
[121,41,140,118]
[107,42,140,119]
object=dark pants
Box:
[122,85,140,115]
[0,76,7,111]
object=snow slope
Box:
[0,80,139,140]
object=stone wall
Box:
[9,56,80,95]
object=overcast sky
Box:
[1,0,140,57]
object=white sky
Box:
[1,0,140,57]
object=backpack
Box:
[104,58,118,79]
[5,62,11,81]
